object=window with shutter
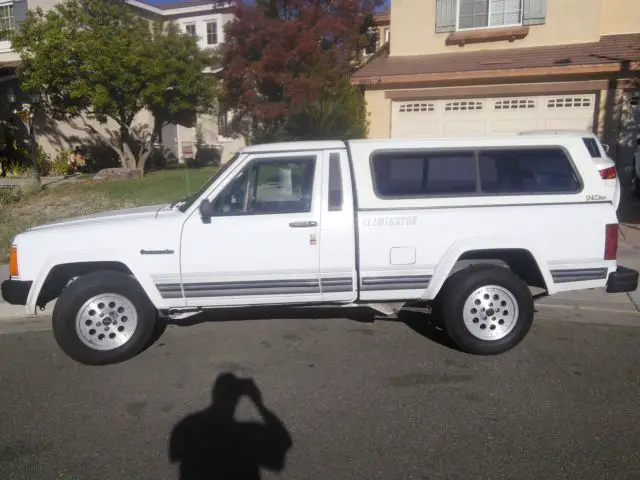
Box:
[0,4,15,42]
[435,0,457,33]
[522,0,547,25]
[456,0,524,30]
[206,22,218,45]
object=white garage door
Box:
[391,94,596,138]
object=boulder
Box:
[93,168,144,181]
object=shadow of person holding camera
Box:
[169,372,293,480]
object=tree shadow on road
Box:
[169,372,293,480]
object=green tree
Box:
[281,80,369,141]
[12,0,217,171]
[216,0,379,143]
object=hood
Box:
[27,204,178,232]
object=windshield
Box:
[175,152,242,212]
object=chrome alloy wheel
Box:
[75,293,139,351]
[462,285,519,341]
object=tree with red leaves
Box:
[216,0,382,143]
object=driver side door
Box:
[179,151,323,307]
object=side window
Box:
[212,156,316,215]
[478,148,581,194]
[328,153,343,211]
[371,150,477,197]
[582,137,601,158]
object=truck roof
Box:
[346,133,593,149]
[518,129,597,137]
[239,131,600,155]
[240,140,345,153]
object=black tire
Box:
[141,317,168,352]
[439,265,534,355]
[52,270,158,366]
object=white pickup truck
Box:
[2,132,637,365]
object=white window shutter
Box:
[522,0,547,25]
[435,0,457,33]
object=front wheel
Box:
[52,271,158,365]
[440,266,534,355]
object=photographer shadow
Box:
[169,373,293,480]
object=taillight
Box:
[599,166,617,180]
[9,246,19,277]
[605,224,618,260]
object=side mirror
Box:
[199,199,214,221]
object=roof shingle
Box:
[352,34,640,79]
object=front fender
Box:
[25,249,175,315]
[422,236,554,300]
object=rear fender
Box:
[422,237,553,300]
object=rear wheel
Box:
[52,271,158,365]
[440,266,534,355]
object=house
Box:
[361,9,391,62]
[129,0,244,165]
[352,0,640,184]
[0,0,242,167]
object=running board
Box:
[162,302,408,322]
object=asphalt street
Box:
[0,308,639,480]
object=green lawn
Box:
[0,167,217,261]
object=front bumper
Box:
[606,266,639,294]
[0,279,32,306]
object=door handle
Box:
[289,220,317,228]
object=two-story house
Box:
[352,0,640,184]
[0,0,240,166]
[130,0,241,164]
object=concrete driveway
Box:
[0,308,639,480]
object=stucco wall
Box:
[34,108,156,162]
[29,0,59,12]
[391,0,605,57]
[364,89,391,138]
[601,0,640,35]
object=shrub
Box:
[52,149,73,176]
[5,162,30,177]
[5,145,51,177]
[51,158,71,176]
[0,186,23,205]
[34,145,52,176]
[280,80,369,141]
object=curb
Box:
[0,302,41,321]
[535,302,640,316]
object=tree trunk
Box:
[136,123,161,172]
[118,124,137,170]
[122,142,137,170]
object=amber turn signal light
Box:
[9,246,19,277]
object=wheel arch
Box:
[36,261,134,308]
[423,241,553,301]
[28,259,165,314]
